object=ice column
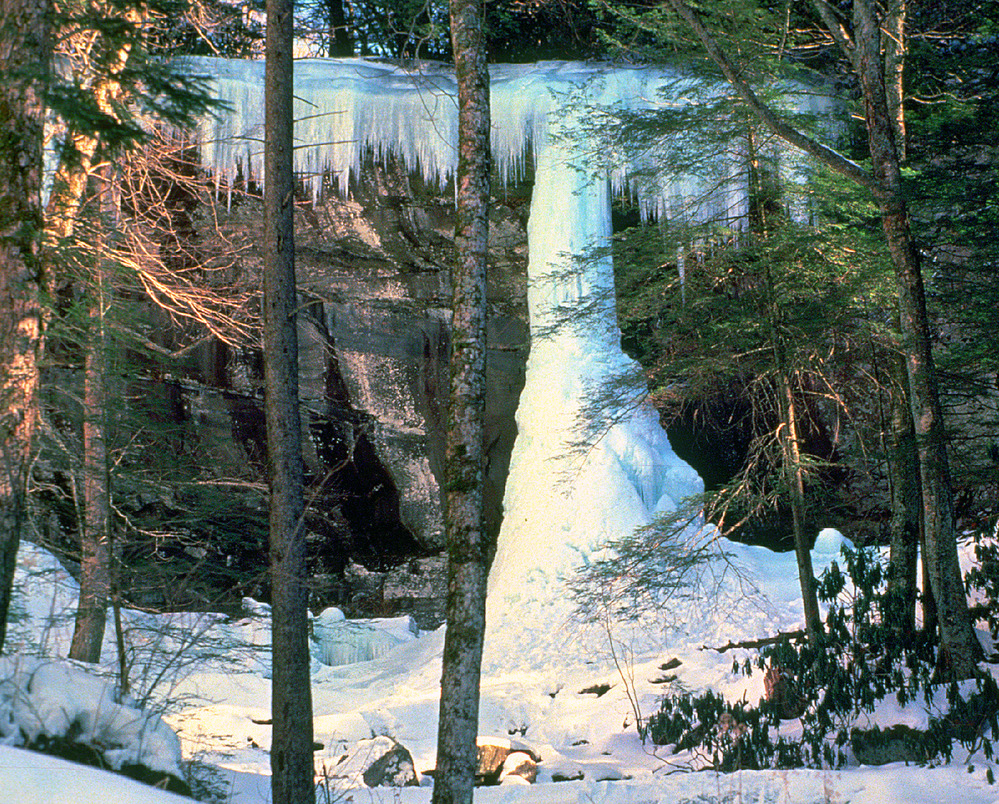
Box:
[482,85,703,672]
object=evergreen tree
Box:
[593,0,983,677]
[263,0,315,801]
[41,0,235,661]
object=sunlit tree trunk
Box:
[777,368,822,641]
[264,0,315,802]
[432,1,490,803]
[0,0,48,654]
[69,267,111,663]
[883,0,907,160]
[48,14,135,663]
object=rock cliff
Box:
[98,157,532,619]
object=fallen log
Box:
[703,629,806,653]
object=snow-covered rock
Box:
[322,735,419,788]
[0,657,184,784]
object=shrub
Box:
[645,544,998,771]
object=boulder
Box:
[476,737,541,785]
[359,737,419,788]
[499,751,538,784]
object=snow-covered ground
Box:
[4,533,999,804]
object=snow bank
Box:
[0,745,192,804]
[0,656,183,778]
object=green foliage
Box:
[589,0,829,87]
[46,0,222,160]
[903,5,999,502]
[644,688,786,771]
[296,0,600,61]
[966,524,999,643]
[645,545,999,771]
[157,0,265,58]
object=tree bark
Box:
[883,0,907,160]
[432,2,490,803]
[852,0,980,677]
[325,0,351,56]
[69,274,111,663]
[47,13,136,662]
[885,357,920,637]
[264,2,315,803]
[0,0,48,654]
[751,127,822,642]
[778,370,823,641]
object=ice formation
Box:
[189,57,827,665]
[310,607,419,667]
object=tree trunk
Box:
[0,0,48,654]
[69,278,111,663]
[885,357,920,637]
[48,23,136,663]
[264,2,315,803]
[325,0,351,56]
[44,9,137,245]
[883,0,907,160]
[778,370,823,641]
[852,0,981,677]
[432,1,490,803]
[751,127,822,643]
[764,266,822,641]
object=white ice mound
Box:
[311,608,419,667]
[813,527,854,556]
[482,84,705,671]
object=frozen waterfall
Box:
[190,57,822,665]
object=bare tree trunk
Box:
[48,22,135,662]
[778,370,823,641]
[432,1,490,803]
[69,273,111,662]
[264,1,315,802]
[0,0,48,654]
[750,125,822,642]
[325,0,351,56]
[852,0,981,677]
[885,357,920,637]
[883,0,907,160]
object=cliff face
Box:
[155,157,531,611]
[291,160,531,557]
